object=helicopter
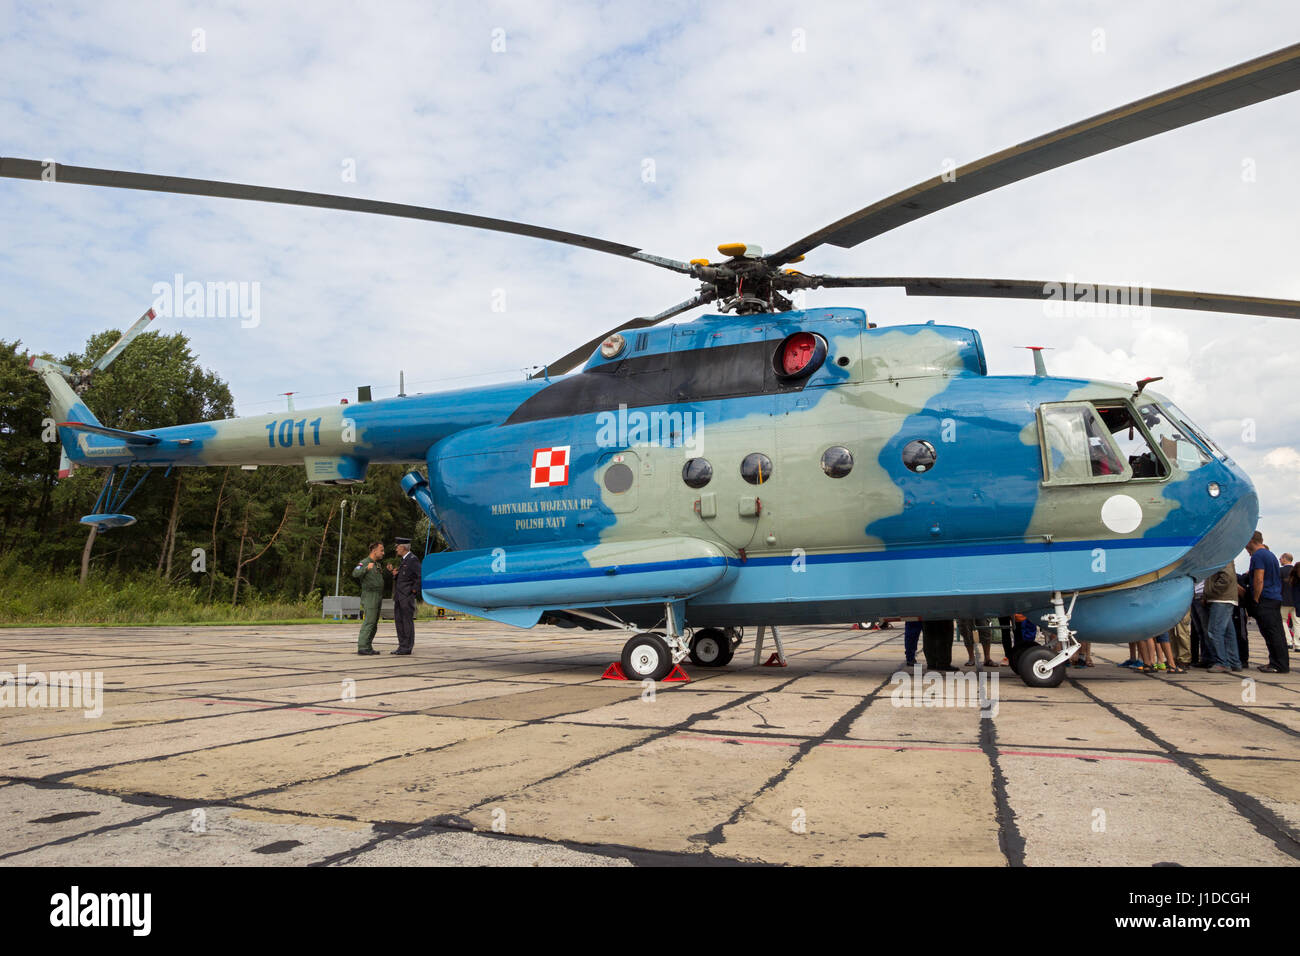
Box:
[8,41,1300,687]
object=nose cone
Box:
[1181,460,1257,579]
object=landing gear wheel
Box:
[622,632,674,681]
[689,627,732,667]
[1017,645,1066,687]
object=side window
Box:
[1039,402,1129,484]
[1094,403,1168,479]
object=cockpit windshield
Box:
[1161,401,1228,461]
[1137,402,1211,469]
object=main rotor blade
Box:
[809,276,1300,320]
[0,157,695,275]
[768,42,1300,265]
[531,291,717,379]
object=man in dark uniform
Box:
[352,541,385,655]
[389,537,420,655]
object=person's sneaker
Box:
[1207,664,1231,673]
[1155,662,1167,671]
[1118,659,1140,668]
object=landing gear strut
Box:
[570,604,692,682]
[1016,591,1080,688]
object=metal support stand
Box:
[752,624,787,666]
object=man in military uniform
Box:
[352,541,386,655]
[388,537,421,655]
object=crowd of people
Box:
[898,531,1296,675]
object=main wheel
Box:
[690,627,732,667]
[621,632,674,681]
[1017,645,1066,687]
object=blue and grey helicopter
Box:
[9,42,1300,686]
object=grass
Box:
[0,554,324,626]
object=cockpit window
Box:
[1039,402,1129,484]
[1094,403,1168,479]
[1162,401,1228,461]
[1137,403,1211,469]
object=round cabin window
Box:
[821,446,854,478]
[682,457,713,489]
[741,452,773,485]
[902,440,937,473]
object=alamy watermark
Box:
[0,666,103,718]
[151,273,261,328]
[889,665,999,718]
[1042,278,1151,320]
[595,403,705,453]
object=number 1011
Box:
[265,418,323,448]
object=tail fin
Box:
[30,358,122,467]
[30,358,101,426]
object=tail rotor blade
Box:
[91,308,157,372]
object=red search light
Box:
[779,332,820,376]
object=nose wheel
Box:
[1015,645,1068,687]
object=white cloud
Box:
[2,0,1299,544]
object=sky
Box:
[2,0,1298,557]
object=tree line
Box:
[0,331,436,605]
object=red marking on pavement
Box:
[181,697,390,718]
[677,734,1173,763]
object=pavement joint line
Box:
[980,714,1024,867]
[1148,676,1300,738]
[0,778,190,862]
[204,720,526,806]
[683,633,895,856]
[180,697,394,718]
[671,734,1176,763]
[339,630,891,866]
[0,665,613,749]
[1069,676,1300,861]
[0,687,400,750]
[33,708,399,784]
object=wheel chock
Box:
[762,653,787,667]
[663,665,691,683]
[601,662,629,680]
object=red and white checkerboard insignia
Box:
[530,445,571,488]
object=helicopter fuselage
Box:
[46,307,1255,643]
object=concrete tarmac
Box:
[1,621,1297,866]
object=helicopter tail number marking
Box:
[530,446,571,488]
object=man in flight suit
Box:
[389,537,420,655]
[352,541,386,655]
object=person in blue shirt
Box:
[1247,532,1289,673]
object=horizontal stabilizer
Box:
[59,421,161,446]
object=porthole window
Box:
[902,440,937,473]
[604,462,634,493]
[821,446,853,478]
[741,452,773,485]
[682,457,713,489]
